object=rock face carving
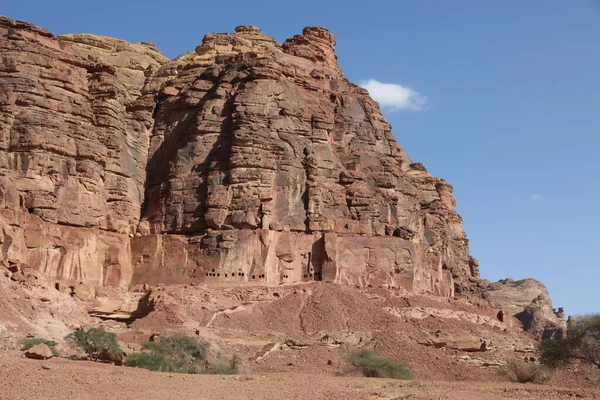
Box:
[0,17,483,296]
[487,278,566,338]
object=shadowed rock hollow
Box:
[0,17,483,297]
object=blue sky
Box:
[4,1,599,315]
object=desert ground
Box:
[1,352,599,400]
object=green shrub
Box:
[125,334,217,374]
[125,352,205,373]
[124,353,166,371]
[143,334,208,360]
[346,350,413,380]
[540,314,600,369]
[21,338,60,357]
[501,359,551,384]
[65,328,123,362]
[125,334,242,375]
[540,338,573,369]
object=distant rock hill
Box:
[1,15,481,298]
[486,278,566,338]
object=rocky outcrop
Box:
[0,16,167,287]
[486,278,566,338]
[0,16,483,297]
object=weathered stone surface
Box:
[1,16,482,296]
[486,278,566,338]
[0,16,166,289]
[24,343,53,359]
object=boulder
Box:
[24,343,54,360]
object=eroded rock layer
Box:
[0,17,482,296]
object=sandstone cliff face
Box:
[487,278,566,338]
[0,17,482,296]
[0,16,167,286]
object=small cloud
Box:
[359,79,427,111]
[531,194,544,201]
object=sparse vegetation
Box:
[346,350,413,380]
[587,374,600,387]
[209,354,241,375]
[65,327,123,362]
[540,314,600,369]
[125,334,240,375]
[500,359,551,384]
[21,338,60,356]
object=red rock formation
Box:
[0,16,167,286]
[0,17,483,296]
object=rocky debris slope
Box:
[486,278,566,338]
[0,16,482,297]
[122,282,537,381]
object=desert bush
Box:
[346,350,413,380]
[209,354,241,375]
[587,375,600,386]
[143,334,208,361]
[501,358,551,384]
[540,338,573,369]
[123,353,166,371]
[125,352,205,374]
[65,328,123,362]
[125,334,238,374]
[21,338,60,356]
[540,314,600,369]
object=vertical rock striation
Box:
[0,16,167,286]
[0,17,483,296]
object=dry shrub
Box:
[501,358,552,384]
[346,350,413,380]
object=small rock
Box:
[42,365,51,370]
[11,271,25,282]
[25,343,54,360]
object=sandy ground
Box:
[1,353,599,400]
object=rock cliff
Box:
[0,16,483,297]
[487,278,566,338]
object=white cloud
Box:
[359,79,427,111]
[531,194,544,201]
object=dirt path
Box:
[1,353,599,400]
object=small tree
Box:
[346,350,413,380]
[65,328,123,362]
[540,314,600,369]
